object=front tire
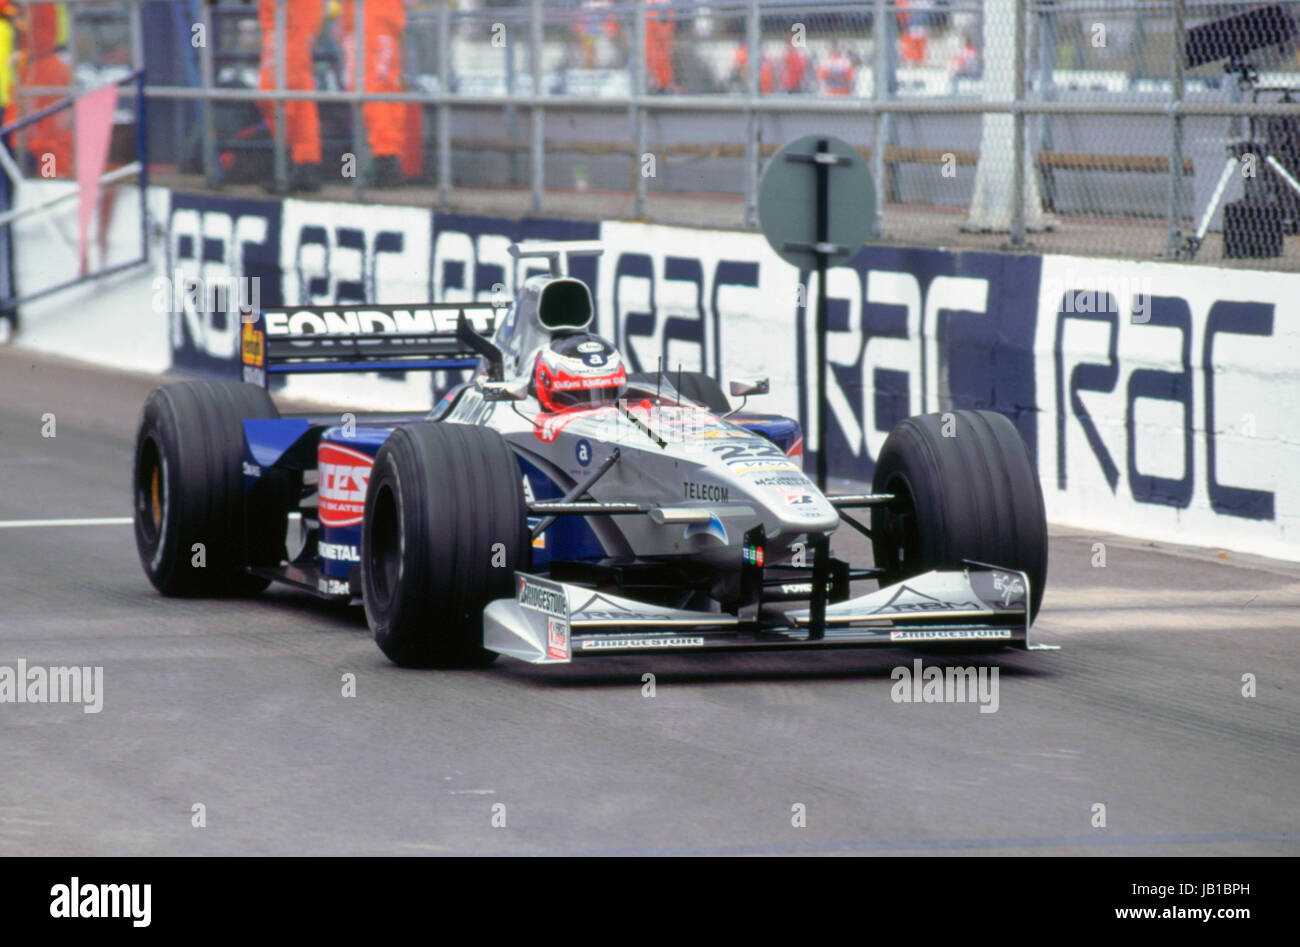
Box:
[133,380,284,596]
[362,422,528,668]
[870,409,1048,620]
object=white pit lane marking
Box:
[0,517,134,529]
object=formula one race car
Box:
[132,241,1052,668]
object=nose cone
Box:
[747,476,839,542]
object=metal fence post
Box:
[352,0,366,200]
[871,0,895,236]
[632,0,647,219]
[743,0,760,229]
[438,1,452,206]
[1167,0,1187,256]
[197,1,216,189]
[1037,0,1057,212]
[274,0,288,195]
[1012,0,1026,247]
[531,0,544,214]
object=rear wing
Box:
[238,303,508,387]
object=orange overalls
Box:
[340,0,405,159]
[645,0,674,92]
[13,3,71,175]
[258,0,323,165]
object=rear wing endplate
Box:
[238,303,508,386]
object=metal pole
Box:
[352,0,366,200]
[438,1,451,206]
[274,0,288,194]
[198,1,216,188]
[1037,0,1057,211]
[136,72,149,266]
[810,139,831,641]
[743,0,760,228]
[531,0,544,214]
[871,0,893,236]
[128,0,144,74]
[1168,0,1187,256]
[505,13,519,187]
[632,0,647,219]
[1011,0,1026,247]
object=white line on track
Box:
[0,517,133,529]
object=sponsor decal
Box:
[570,591,674,623]
[577,340,604,353]
[992,571,1026,607]
[547,618,570,660]
[317,442,374,527]
[889,629,1012,642]
[782,487,814,506]
[730,459,803,474]
[751,474,811,487]
[319,541,361,563]
[317,576,351,596]
[580,637,706,651]
[683,481,728,502]
[869,584,984,616]
[242,461,261,477]
[241,321,264,367]
[517,575,568,618]
[262,306,494,338]
[575,438,593,467]
[683,513,728,545]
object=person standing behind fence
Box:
[780,43,808,94]
[340,0,406,188]
[258,0,323,192]
[645,0,675,93]
[9,2,71,178]
[817,41,854,96]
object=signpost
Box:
[758,135,874,637]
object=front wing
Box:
[483,564,1056,664]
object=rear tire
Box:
[133,380,283,596]
[870,409,1048,620]
[362,422,528,668]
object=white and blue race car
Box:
[132,242,1051,668]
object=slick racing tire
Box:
[362,423,528,669]
[133,380,284,596]
[628,370,731,415]
[870,409,1048,621]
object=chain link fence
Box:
[15,0,1300,267]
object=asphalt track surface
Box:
[1,347,1296,856]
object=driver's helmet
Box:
[532,332,628,412]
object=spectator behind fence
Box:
[817,41,854,96]
[340,0,406,187]
[8,2,71,178]
[781,44,808,94]
[730,43,773,95]
[646,0,675,93]
[258,0,323,192]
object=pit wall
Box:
[11,182,1299,562]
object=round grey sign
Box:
[758,135,875,271]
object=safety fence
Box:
[7,1,1300,267]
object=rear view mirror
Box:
[479,378,529,402]
[729,377,770,398]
